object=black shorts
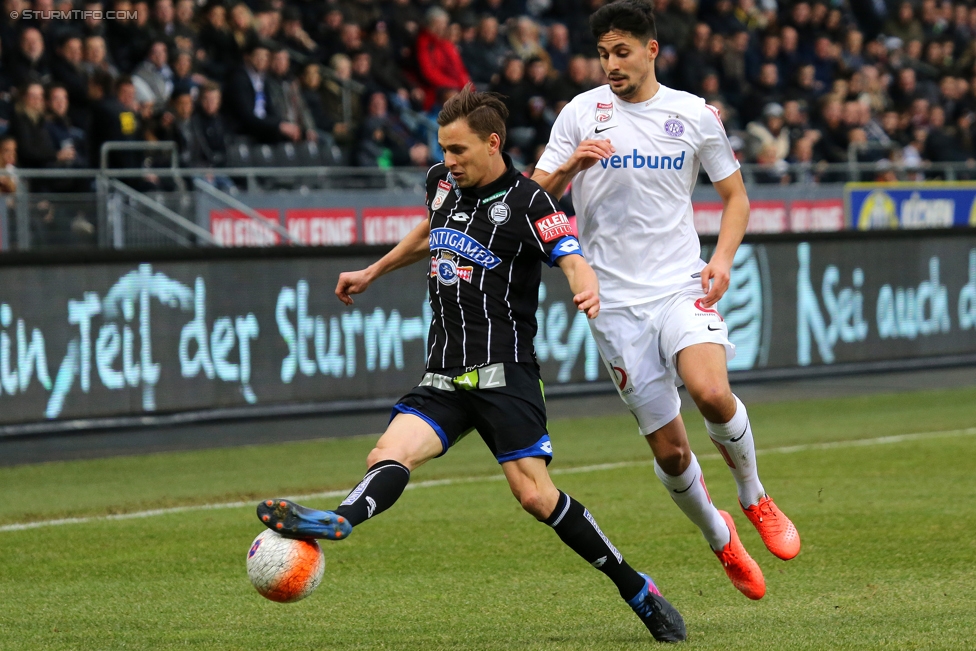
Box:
[391,362,552,465]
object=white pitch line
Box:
[2,426,974,534]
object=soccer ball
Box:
[246,529,325,603]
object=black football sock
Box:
[334,460,411,527]
[544,491,647,601]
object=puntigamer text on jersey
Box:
[428,228,502,269]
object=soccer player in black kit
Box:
[257,87,686,643]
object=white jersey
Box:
[536,84,740,308]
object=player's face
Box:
[597,30,657,101]
[438,119,500,188]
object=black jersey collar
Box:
[463,153,520,200]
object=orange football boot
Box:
[740,495,801,560]
[714,510,766,600]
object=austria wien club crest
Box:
[595,102,613,122]
[664,117,685,137]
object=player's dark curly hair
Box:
[437,84,509,148]
[590,0,658,44]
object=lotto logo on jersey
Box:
[535,212,574,242]
[553,237,581,255]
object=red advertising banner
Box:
[362,206,427,245]
[210,209,280,246]
[789,199,845,231]
[693,202,725,234]
[746,200,789,233]
[694,200,804,234]
[285,208,357,245]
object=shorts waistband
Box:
[420,362,509,391]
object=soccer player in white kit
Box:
[533,0,800,601]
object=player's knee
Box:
[366,446,390,468]
[366,445,413,469]
[692,384,734,422]
[655,445,691,476]
[519,492,549,519]
[513,487,549,519]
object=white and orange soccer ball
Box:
[246,529,325,603]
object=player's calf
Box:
[257,459,412,540]
[704,394,766,507]
[542,490,687,641]
[334,459,411,526]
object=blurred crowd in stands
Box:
[1,0,976,188]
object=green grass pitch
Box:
[1,385,975,650]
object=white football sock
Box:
[654,453,730,551]
[705,394,766,507]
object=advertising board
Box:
[847,183,976,229]
[0,232,972,428]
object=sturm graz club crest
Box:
[701,243,772,371]
[430,251,473,286]
[595,102,613,122]
[488,202,511,225]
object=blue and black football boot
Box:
[257,499,353,540]
[627,573,687,643]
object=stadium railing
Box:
[1,150,974,252]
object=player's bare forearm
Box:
[532,139,616,197]
[371,218,432,276]
[699,170,749,307]
[532,168,572,199]
[713,171,750,265]
[557,254,600,319]
[336,219,431,305]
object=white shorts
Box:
[589,284,736,436]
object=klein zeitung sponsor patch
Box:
[534,212,574,242]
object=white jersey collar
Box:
[612,83,668,113]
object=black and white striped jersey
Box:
[424,154,583,371]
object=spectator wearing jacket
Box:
[267,46,317,142]
[133,39,174,109]
[223,41,301,143]
[415,7,470,110]
[51,33,91,131]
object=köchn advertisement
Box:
[0,232,974,427]
[847,182,976,230]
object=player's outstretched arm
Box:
[557,254,600,319]
[335,218,431,305]
[700,170,750,308]
[532,139,616,198]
